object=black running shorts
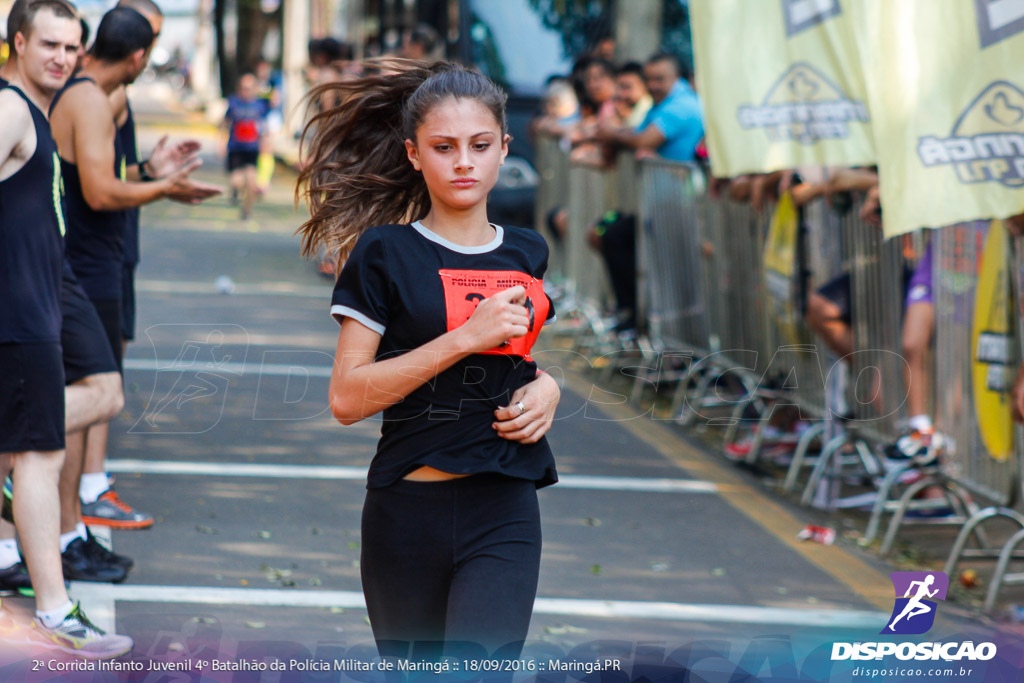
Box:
[121,262,136,342]
[227,150,259,171]
[61,268,119,384]
[89,297,123,374]
[0,343,65,453]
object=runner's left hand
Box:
[493,372,561,444]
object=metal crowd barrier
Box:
[797,204,909,507]
[875,223,1013,558]
[635,159,709,359]
[533,142,1024,608]
[533,134,570,280]
[926,220,1024,610]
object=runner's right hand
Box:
[457,286,530,353]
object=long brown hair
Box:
[296,59,508,262]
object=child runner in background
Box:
[223,72,268,219]
[298,60,562,662]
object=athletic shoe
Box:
[0,561,32,594]
[61,538,127,583]
[81,489,154,529]
[84,529,133,571]
[884,427,944,467]
[724,423,809,459]
[1,476,12,524]
[31,603,133,659]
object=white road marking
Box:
[137,280,327,299]
[123,359,334,378]
[68,583,886,629]
[104,459,718,494]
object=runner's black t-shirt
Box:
[331,222,558,489]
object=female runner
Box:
[298,61,561,660]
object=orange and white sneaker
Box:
[81,489,154,529]
[885,427,945,467]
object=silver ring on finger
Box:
[515,400,526,416]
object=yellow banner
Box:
[855,0,1024,237]
[690,0,875,177]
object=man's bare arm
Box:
[596,122,666,151]
[56,85,220,208]
[0,90,32,181]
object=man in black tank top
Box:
[49,7,220,544]
[78,0,203,530]
[1,3,141,590]
[0,0,133,658]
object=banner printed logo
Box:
[883,571,949,636]
[975,0,1024,48]
[917,80,1024,188]
[737,62,869,144]
[782,0,842,36]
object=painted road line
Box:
[137,280,327,299]
[67,583,886,629]
[123,359,334,378]
[104,459,718,494]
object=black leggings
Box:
[361,473,542,660]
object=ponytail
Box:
[296,59,507,262]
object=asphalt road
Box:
[2,89,1020,683]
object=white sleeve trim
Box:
[543,315,557,326]
[331,305,386,335]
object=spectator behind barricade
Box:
[533,76,579,139]
[614,61,652,128]
[582,57,616,123]
[305,37,354,115]
[400,23,442,62]
[591,34,615,62]
[594,52,703,162]
[567,57,617,163]
[798,167,867,363]
[569,56,595,120]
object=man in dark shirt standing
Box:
[48,5,219,571]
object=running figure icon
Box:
[888,574,939,631]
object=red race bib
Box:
[438,269,549,361]
[232,119,259,144]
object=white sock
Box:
[76,522,89,540]
[0,538,20,568]
[79,472,110,504]
[36,601,75,628]
[59,529,82,553]
[908,414,933,432]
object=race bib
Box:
[437,269,549,361]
